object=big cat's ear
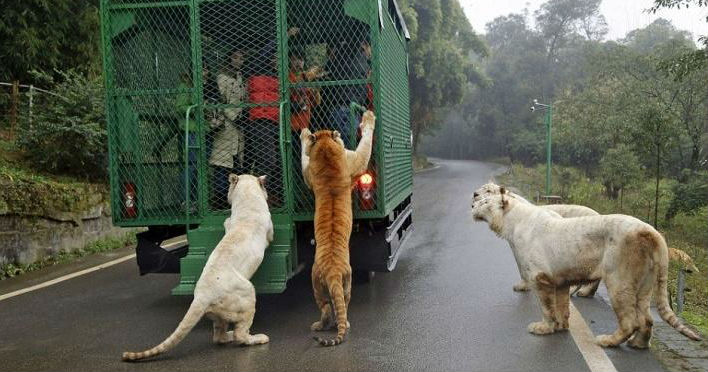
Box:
[332,130,341,139]
[499,186,506,194]
[309,133,316,143]
[229,174,239,185]
[258,175,267,187]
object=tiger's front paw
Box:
[360,110,375,131]
[528,321,555,335]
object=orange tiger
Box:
[300,111,375,346]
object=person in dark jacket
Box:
[243,28,300,207]
[322,38,371,148]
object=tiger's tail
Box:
[668,247,699,273]
[315,274,348,346]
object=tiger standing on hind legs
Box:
[300,110,376,346]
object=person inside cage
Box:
[207,49,246,210]
[244,28,301,207]
[289,47,323,132]
[322,37,371,148]
[176,71,198,212]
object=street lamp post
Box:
[531,99,552,196]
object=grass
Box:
[413,154,434,171]
[497,163,707,335]
[0,137,108,216]
[0,135,133,282]
[0,232,136,280]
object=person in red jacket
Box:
[244,28,301,207]
[246,50,281,206]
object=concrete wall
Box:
[0,203,130,266]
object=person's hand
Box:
[287,27,300,37]
[304,66,324,81]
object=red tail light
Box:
[356,172,375,210]
[123,182,137,218]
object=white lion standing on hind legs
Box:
[473,182,699,296]
[122,174,273,362]
[470,188,701,348]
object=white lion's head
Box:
[472,181,507,204]
[471,190,510,235]
[227,174,268,206]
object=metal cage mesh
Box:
[199,0,283,213]
[285,0,377,216]
[103,0,411,226]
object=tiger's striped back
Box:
[307,130,354,346]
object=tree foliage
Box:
[0,0,101,84]
[399,0,488,153]
[17,70,106,179]
[421,1,708,219]
[599,144,642,199]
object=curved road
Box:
[0,160,669,371]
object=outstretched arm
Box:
[346,110,376,177]
[300,128,314,189]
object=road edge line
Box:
[0,240,186,302]
[568,302,618,372]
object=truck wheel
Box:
[353,269,375,284]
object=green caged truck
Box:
[100,0,414,294]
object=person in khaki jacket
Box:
[210,49,246,210]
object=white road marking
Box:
[568,302,618,372]
[0,240,187,302]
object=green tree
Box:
[599,144,642,208]
[0,0,101,84]
[17,70,106,179]
[650,0,708,79]
[633,107,675,227]
[400,0,488,153]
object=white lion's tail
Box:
[646,231,702,341]
[122,299,208,361]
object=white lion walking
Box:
[471,187,701,348]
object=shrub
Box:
[666,172,708,220]
[17,70,106,180]
[598,144,642,201]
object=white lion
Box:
[123,174,274,361]
[471,190,701,347]
[473,182,601,296]
[473,182,698,295]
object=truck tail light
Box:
[356,171,375,210]
[123,182,137,218]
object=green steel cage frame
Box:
[100,0,413,294]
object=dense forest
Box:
[0,0,487,179]
[422,0,707,183]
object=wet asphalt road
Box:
[0,160,669,371]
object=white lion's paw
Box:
[360,110,375,131]
[250,333,269,345]
[300,128,312,141]
[527,322,555,335]
[554,320,569,331]
[595,334,619,348]
[626,334,650,349]
[513,281,530,292]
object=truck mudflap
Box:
[350,196,414,272]
[135,226,188,275]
